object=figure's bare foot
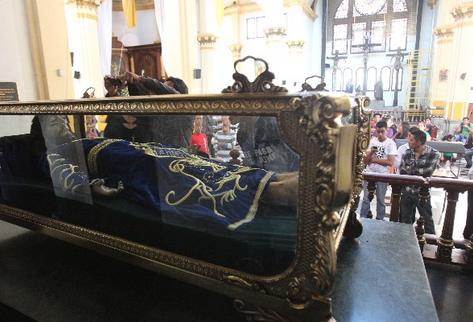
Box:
[264,173,299,208]
[91,179,124,197]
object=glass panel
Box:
[390,18,407,51]
[354,0,387,16]
[381,66,391,91]
[351,22,367,54]
[371,20,386,51]
[333,24,348,54]
[393,0,408,12]
[0,114,298,276]
[335,0,349,19]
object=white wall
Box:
[0,0,36,136]
[112,9,160,46]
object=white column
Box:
[66,0,104,98]
[197,0,220,93]
[197,33,218,93]
[287,40,305,91]
[285,2,307,90]
[260,0,287,85]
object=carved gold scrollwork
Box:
[224,275,265,293]
[233,299,289,322]
[352,96,371,196]
[222,56,287,93]
[296,94,348,230]
[284,93,352,304]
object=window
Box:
[371,20,386,51]
[332,0,412,55]
[393,0,408,12]
[335,0,349,19]
[389,18,407,51]
[333,24,348,54]
[353,0,387,16]
[246,16,266,39]
[351,22,367,54]
[381,66,391,90]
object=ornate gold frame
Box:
[0,88,366,321]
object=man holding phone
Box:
[360,121,398,220]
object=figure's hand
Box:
[91,179,124,197]
[119,71,140,84]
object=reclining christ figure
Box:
[47,138,298,231]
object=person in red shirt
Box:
[190,116,209,156]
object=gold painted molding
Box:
[229,43,242,53]
[265,26,287,37]
[427,0,437,9]
[197,33,218,49]
[67,0,102,9]
[113,0,155,11]
[434,26,454,39]
[286,39,305,49]
[451,2,473,21]
[77,12,98,20]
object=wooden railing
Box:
[363,173,473,267]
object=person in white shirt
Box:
[360,121,398,220]
[394,126,420,171]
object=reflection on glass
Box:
[0,113,298,276]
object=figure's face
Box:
[164,80,175,89]
[376,127,387,141]
[374,115,381,122]
[418,122,425,131]
[425,119,431,125]
[222,116,230,127]
[408,135,422,150]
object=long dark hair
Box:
[395,121,410,139]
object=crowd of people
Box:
[362,112,473,238]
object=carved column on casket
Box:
[65,0,104,97]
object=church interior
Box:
[0,0,472,321]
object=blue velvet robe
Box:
[47,139,275,231]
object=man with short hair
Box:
[360,121,397,220]
[399,128,440,234]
